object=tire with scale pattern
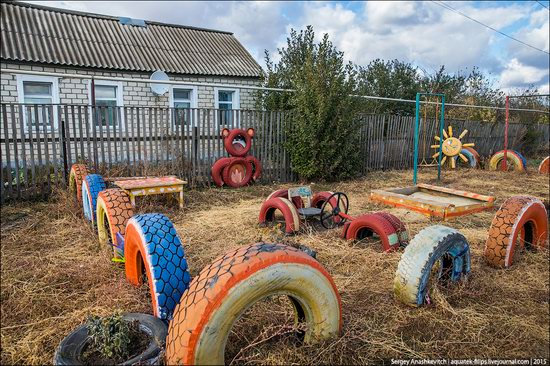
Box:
[68,164,89,204]
[374,212,409,247]
[82,174,106,224]
[165,242,342,365]
[344,213,400,252]
[96,188,134,259]
[124,213,191,320]
[488,150,525,171]
[211,157,232,187]
[394,225,471,307]
[484,196,548,268]
[538,157,549,174]
[258,197,300,234]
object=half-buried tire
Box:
[267,189,304,209]
[394,225,471,307]
[258,197,300,235]
[344,213,400,252]
[484,196,548,268]
[124,214,191,321]
[538,157,549,175]
[488,150,525,171]
[374,212,409,247]
[165,242,342,365]
[69,163,89,204]
[82,174,106,224]
[96,188,134,259]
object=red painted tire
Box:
[374,212,409,247]
[222,157,253,188]
[345,214,400,252]
[484,196,548,268]
[258,197,300,234]
[245,156,262,181]
[312,191,346,224]
[224,129,252,157]
[267,189,304,209]
[69,163,89,204]
[165,243,342,365]
[211,157,232,187]
[539,157,549,174]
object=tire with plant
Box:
[165,242,342,365]
[54,313,167,365]
[258,197,300,235]
[222,157,253,188]
[82,174,107,224]
[394,225,471,307]
[484,196,548,268]
[211,157,232,187]
[343,213,400,252]
[96,188,134,259]
[69,163,89,204]
[124,213,191,320]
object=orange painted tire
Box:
[165,242,342,365]
[258,197,300,234]
[96,188,134,259]
[124,214,191,320]
[538,157,549,174]
[211,157,232,187]
[374,212,409,247]
[222,157,253,188]
[484,196,548,268]
[68,164,89,204]
[224,128,252,157]
[245,155,262,181]
[267,189,304,209]
[345,214,400,252]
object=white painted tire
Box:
[394,225,471,307]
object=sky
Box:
[27,1,550,94]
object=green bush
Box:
[85,312,140,362]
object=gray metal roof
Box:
[1,2,263,78]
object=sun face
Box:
[431,126,475,169]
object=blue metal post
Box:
[413,93,421,185]
[437,95,445,181]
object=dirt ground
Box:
[1,167,549,365]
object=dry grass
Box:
[1,168,549,365]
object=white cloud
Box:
[500,58,548,86]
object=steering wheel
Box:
[320,192,349,229]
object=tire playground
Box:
[2,168,549,364]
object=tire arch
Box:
[258,197,300,234]
[344,214,400,252]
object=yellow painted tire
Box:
[96,188,134,259]
[488,150,525,171]
[166,243,342,365]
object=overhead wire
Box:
[535,1,549,10]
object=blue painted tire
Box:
[124,213,191,320]
[458,148,477,168]
[513,150,527,169]
[82,174,106,224]
[394,225,471,307]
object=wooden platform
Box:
[113,176,187,208]
[370,183,495,220]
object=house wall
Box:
[0,61,260,108]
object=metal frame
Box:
[413,92,446,184]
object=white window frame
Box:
[169,85,198,127]
[214,87,240,126]
[16,74,60,132]
[87,80,124,130]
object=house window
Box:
[16,75,59,131]
[215,88,240,125]
[172,87,196,126]
[92,82,123,128]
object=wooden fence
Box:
[1,103,548,202]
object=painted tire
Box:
[82,174,106,224]
[124,214,191,320]
[267,189,304,209]
[464,147,480,166]
[539,157,550,174]
[488,150,525,171]
[96,188,134,259]
[211,157,232,187]
[312,191,347,224]
[245,155,262,181]
[68,164,89,204]
[374,212,409,247]
[344,213,400,252]
[514,150,528,169]
[165,242,342,365]
[394,225,471,307]
[53,313,167,365]
[222,157,253,188]
[484,196,548,268]
[457,148,477,168]
[224,128,252,157]
[258,197,300,234]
